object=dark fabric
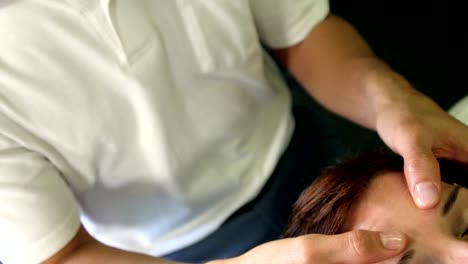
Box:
[163,105,349,263]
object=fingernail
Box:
[380,231,404,250]
[414,182,439,208]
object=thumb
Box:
[402,146,441,209]
[312,230,407,264]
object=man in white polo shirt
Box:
[1,1,467,263]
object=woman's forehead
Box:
[363,171,410,202]
[348,172,409,230]
[364,171,456,202]
[350,173,458,230]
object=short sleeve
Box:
[0,136,81,264]
[249,0,330,48]
[449,95,468,125]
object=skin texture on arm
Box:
[273,14,392,129]
[271,13,450,134]
[42,226,187,264]
[273,14,468,209]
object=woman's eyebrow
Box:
[400,251,447,264]
[442,185,461,216]
[398,249,415,264]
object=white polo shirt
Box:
[0,0,329,263]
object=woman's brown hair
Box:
[281,150,468,238]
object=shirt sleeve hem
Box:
[449,95,468,125]
[30,207,81,263]
[265,0,330,49]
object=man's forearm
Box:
[62,240,245,264]
[59,239,183,264]
[273,14,420,130]
[42,227,192,264]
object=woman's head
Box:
[282,150,468,263]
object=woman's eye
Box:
[460,229,468,238]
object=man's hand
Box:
[222,230,406,264]
[374,83,468,208]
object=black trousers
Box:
[164,106,349,263]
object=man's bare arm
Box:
[273,14,411,130]
[42,226,186,264]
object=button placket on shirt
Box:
[66,0,128,65]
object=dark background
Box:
[287,1,467,153]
